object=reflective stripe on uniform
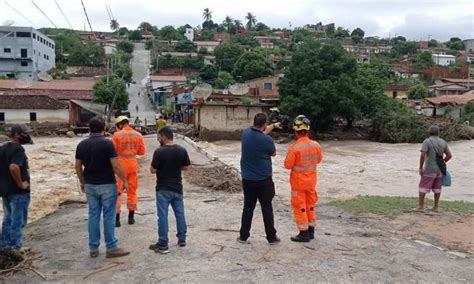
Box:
[292,165,317,172]
[294,142,319,151]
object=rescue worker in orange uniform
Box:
[113,116,146,227]
[284,115,323,242]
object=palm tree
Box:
[203,8,212,21]
[234,19,243,31]
[224,16,233,33]
[110,19,120,32]
[245,12,257,30]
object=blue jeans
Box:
[1,194,30,248]
[85,184,119,252]
[156,188,187,246]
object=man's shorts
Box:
[419,173,442,194]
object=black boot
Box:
[290,230,310,242]
[128,211,135,225]
[308,226,315,240]
[115,214,121,227]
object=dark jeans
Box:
[1,194,30,249]
[239,178,277,241]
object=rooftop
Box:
[0,95,67,109]
[426,92,474,106]
[150,75,187,82]
[0,78,96,91]
[193,41,221,46]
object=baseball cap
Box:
[10,124,32,136]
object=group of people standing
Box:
[0,113,452,258]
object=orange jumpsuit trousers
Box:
[112,126,146,214]
[284,136,323,231]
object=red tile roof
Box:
[0,78,96,91]
[426,93,474,106]
[3,89,93,101]
[150,75,187,82]
[0,95,67,109]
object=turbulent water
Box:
[199,139,474,202]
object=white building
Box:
[0,26,56,80]
[0,95,68,124]
[193,41,221,53]
[463,39,474,52]
[432,54,456,66]
[184,28,194,42]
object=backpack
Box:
[428,139,447,176]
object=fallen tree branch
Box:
[208,228,239,233]
[83,262,122,280]
[44,149,69,156]
[28,267,47,280]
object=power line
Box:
[31,0,58,28]
[55,0,73,29]
[107,3,115,20]
[3,0,37,27]
[80,0,96,39]
[105,2,112,21]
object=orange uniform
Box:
[112,126,146,213]
[284,136,323,231]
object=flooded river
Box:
[198,139,474,202]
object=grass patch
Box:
[328,196,474,217]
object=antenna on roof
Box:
[229,83,248,96]
[192,83,213,99]
[38,71,53,82]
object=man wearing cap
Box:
[112,116,146,227]
[0,125,33,251]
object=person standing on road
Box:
[156,114,167,133]
[284,115,323,242]
[149,127,191,254]
[0,125,32,252]
[75,117,130,258]
[418,125,452,212]
[112,116,146,227]
[238,113,281,244]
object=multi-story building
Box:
[0,26,56,79]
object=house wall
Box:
[437,106,464,119]
[0,109,69,124]
[194,105,267,132]
[432,55,456,66]
[384,90,407,98]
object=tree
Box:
[351,27,365,44]
[199,65,218,81]
[245,12,257,30]
[118,27,129,35]
[407,84,429,99]
[159,26,178,40]
[202,8,212,21]
[255,22,271,32]
[110,19,120,32]
[235,35,260,48]
[291,28,313,43]
[234,20,244,32]
[233,51,273,81]
[68,42,106,66]
[413,51,435,68]
[325,24,335,37]
[214,43,244,72]
[202,20,218,31]
[128,30,143,41]
[390,41,418,58]
[138,22,154,33]
[279,41,366,129]
[214,71,235,89]
[447,40,464,50]
[116,40,134,54]
[175,40,196,52]
[428,39,438,47]
[114,64,133,83]
[224,16,233,33]
[93,77,130,110]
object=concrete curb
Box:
[175,133,241,179]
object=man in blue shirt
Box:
[238,113,281,244]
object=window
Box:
[20,61,28,67]
[20,48,27,58]
[3,48,11,53]
[0,112,4,123]
[44,54,47,59]
[34,49,36,54]
[30,112,37,122]
[33,33,36,39]
[263,83,273,90]
[16,32,31,38]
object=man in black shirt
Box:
[149,127,191,254]
[75,117,130,259]
[0,125,32,251]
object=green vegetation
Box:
[214,43,244,73]
[460,101,474,124]
[233,51,272,81]
[116,40,134,54]
[413,51,435,69]
[93,77,129,110]
[407,84,429,99]
[214,71,235,89]
[329,196,474,217]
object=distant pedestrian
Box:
[75,117,131,258]
[238,113,281,245]
[418,125,452,212]
[138,92,141,97]
[0,125,33,252]
[136,105,139,113]
[149,127,191,254]
[156,115,167,133]
[284,115,323,242]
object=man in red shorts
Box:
[418,125,452,211]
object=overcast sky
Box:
[1,0,473,41]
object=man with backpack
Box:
[418,125,453,212]
[0,125,33,251]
